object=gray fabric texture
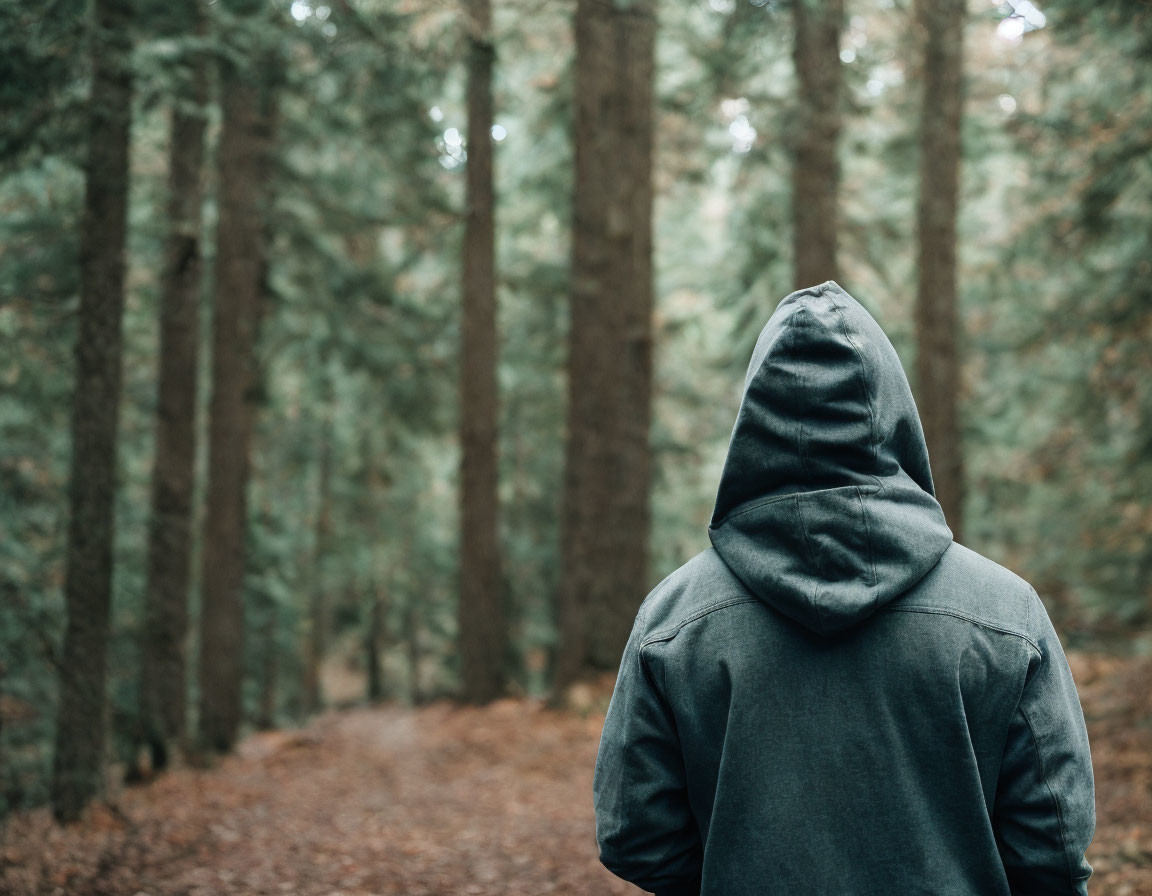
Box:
[593,282,1095,895]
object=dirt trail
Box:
[1,653,1149,895]
[2,699,635,896]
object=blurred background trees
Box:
[0,0,1148,820]
[555,0,657,690]
[49,0,135,823]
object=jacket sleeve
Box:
[994,589,1096,896]
[593,615,703,896]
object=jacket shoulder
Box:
[891,541,1044,649]
[633,548,753,644]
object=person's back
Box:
[593,282,1095,896]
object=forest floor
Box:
[1,652,1150,896]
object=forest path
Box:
[2,698,636,896]
[2,653,1151,896]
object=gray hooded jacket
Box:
[593,282,1095,895]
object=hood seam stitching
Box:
[880,605,1041,655]
[827,286,880,472]
[830,285,880,598]
[789,309,826,630]
[790,310,814,485]
[710,483,882,528]
[641,596,761,647]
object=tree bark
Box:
[457,0,506,704]
[255,599,278,730]
[197,30,277,754]
[615,0,657,675]
[365,586,388,702]
[138,0,209,773]
[51,0,133,823]
[914,0,965,539]
[791,0,844,289]
[303,424,333,714]
[555,0,657,690]
[404,599,422,705]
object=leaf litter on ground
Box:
[1,653,1149,896]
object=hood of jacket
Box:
[708,281,953,636]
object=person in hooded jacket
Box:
[593,282,1095,896]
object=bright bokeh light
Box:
[290,1,311,22]
[729,115,756,154]
[866,78,884,96]
[437,128,467,169]
[997,17,1025,42]
[998,94,1017,114]
[719,97,755,153]
[491,124,507,142]
[840,47,857,64]
[708,0,736,12]
[994,1,1047,44]
[315,5,331,20]
[435,120,468,169]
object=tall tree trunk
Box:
[791,0,844,289]
[138,0,209,773]
[302,424,333,714]
[555,0,657,690]
[197,26,277,753]
[365,586,388,702]
[458,0,506,704]
[255,598,278,730]
[404,599,422,705]
[51,0,133,823]
[914,0,965,539]
[615,0,657,673]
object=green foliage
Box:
[0,1,88,165]
[0,130,84,817]
[990,2,1152,630]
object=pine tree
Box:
[556,0,657,688]
[913,0,965,537]
[791,0,844,287]
[138,0,209,772]
[458,0,507,704]
[51,0,134,822]
[302,407,333,713]
[198,0,279,753]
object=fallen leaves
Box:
[0,652,1147,895]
